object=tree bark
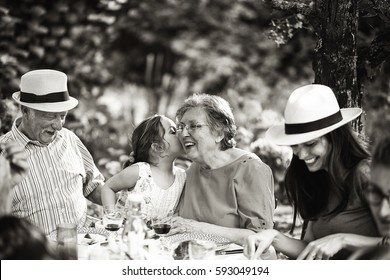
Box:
[311,0,360,109]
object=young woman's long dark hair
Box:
[285,124,370,232]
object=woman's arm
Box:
[169,216,257,245]
[244,229,308,259]
[245,219,315,259]
[235,158,275,231]
[101,165,139,206]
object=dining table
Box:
[48,216,277,260]
[48,218,258,260]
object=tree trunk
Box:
[311,0,360,109]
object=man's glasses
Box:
[365,184,390,206]
[176,122,209,134]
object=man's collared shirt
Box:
[0,118,104,235]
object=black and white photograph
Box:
[1,0,389,279]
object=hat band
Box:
[285,111,342,134]
[20,91,70,103]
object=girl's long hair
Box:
[123,114,168,168]
[285,124,370,232]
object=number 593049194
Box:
[215,266,269,276]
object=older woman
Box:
[170,93,275,246]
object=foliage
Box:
[0,99,18,135]
[0,0,314,108]
[0,0,114,101]
[262,0,390,137]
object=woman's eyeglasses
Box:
[365,184,390,206]
[176,123,209,134]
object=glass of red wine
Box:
[102,205,123,249]
[151,216,172,238]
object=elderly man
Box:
[0,69,104,235]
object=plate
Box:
[48,227,109,245]
[163,232,231,251]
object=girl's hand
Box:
[244,229,278,259]
[297,234,345,260]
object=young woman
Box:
[244,84,380,260]
[101,115,186,221]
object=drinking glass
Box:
[56,223,78,260]
[102,205,124,250]
[151,216,172,238]
[149,214,173,258]
[188,240,217,260]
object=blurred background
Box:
[1,0,389,239]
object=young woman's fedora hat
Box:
[266,84,362,146]
[12,69,78,112]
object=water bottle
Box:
[122,193,147,260]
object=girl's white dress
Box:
[116,162,186,219]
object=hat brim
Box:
[265,108,362,146]
[12,91,78,112]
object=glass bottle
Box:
[122,193,147,260]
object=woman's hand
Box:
[167,216,199,235]
[297,234,345,260]
[244,229,278,259]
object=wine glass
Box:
[102,205,124,252]
[148,208,173,238]
[150,214,173,258]
[151,216,172,238]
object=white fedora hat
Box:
[266,84,362,146]
[12,69,78,112]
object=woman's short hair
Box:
[176,93,236,150]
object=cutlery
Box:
[216,249,243,255]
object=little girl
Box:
[101,114,186,221]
